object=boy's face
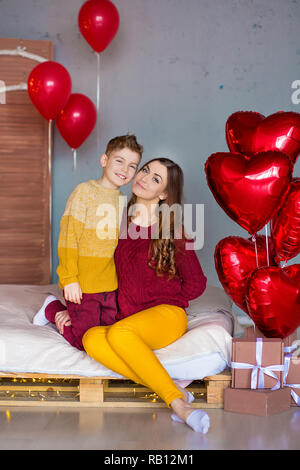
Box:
[100,147,141,189]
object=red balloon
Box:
[78,0,120,53]
[226,111,265,156]
[226,111,300,164]
[215,236,277,313]
[27,61,72,120]
[55,93,97,149]
[246,265,300,338]
[205,151,293,234]
[271,178,300,263]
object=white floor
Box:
[0,405,299,450]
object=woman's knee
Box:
[106,321,133,347]
[82,326,101,353]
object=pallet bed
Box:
[0,370,231,408]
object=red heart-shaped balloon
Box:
[226,111,300,163]
[246,264,300,338]
[205,151,293,234]
[271,178,300,263]
[215,236,277,313]
[226,111,265,156]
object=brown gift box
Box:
[231,338,284,389]
[224,387,291,416]
[284,355,300,406]
[245,326,297,350]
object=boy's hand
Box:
[55,310,71,335]
[64,282,83,304]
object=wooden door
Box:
[0,38,53,284]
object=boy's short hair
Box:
[105,134,143,160]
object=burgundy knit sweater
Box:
[114,222,207,320]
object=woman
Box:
[41,158,208,433]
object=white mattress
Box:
[0,284,239,380]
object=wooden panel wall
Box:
[0,38,53,284]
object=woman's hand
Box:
[64,282,82,304]
[55,310,72,335]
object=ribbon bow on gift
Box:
[283,353,300,406]
[231,338,284,390]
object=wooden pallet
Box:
[0,370,231,408]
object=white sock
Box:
[33,295,58,326]
[186,410,210,434]
[171,391,194,423]
[171,393,211,433]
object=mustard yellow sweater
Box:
[56,180,125,293]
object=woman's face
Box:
[132,160,168,202]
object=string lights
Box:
[0,378,206,404]
[0,377,79,402]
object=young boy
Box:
[33,134,143,350]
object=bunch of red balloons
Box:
[27,60,97,151]
[205,111,300,338]
[27,0,119,156]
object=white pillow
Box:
[186,285,232,316]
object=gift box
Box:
[224,387,291,416]
[231,338,284,389]
[284,354,300,406]
[245,326,297,352]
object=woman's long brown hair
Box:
[127,158,187,278]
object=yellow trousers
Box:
[82,304,188,406]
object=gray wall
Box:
[1,0,300,314]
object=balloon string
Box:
[265,224,270,267]
[48,120,52,173]
[96,52,100,114]
[96,52,100,152]
[72,149,77,172]
[252,234,259,268]
[48,119,53,278]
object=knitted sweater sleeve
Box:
[56,184,87,288]
[175,239,207,301]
